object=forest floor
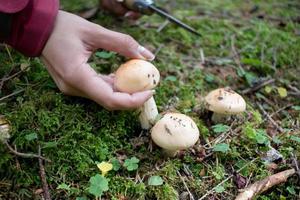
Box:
[0,0,299,199]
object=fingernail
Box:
[138,46,155,61]
[151,90,156,95]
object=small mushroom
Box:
[115,59,160,129]
[151,113,199,157]
[204,88,246,123]
[0,116,11,142]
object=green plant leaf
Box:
[255,129,269,145]
[241,58,262,67]
[165,75,177,82]
[95,51,115,59]
[272,136,282,144]
[264,86,272,93]
[148,176,164,186]
[205,74,215,83]
[290,136,300,143]
[76,197,88,200]
[88,174,109,197]
[25,132,38,141]
[57,183,70,191]
[212,124,230,134]
[287,186,296,195]
[213,143,230,153]
[111,158,121,171]
[277,87,287,98]
[215,185,225,193]
[124,157,140,171]
[42,141,58,149]
[292,106,300,111]
[244,72,257,86]
[244,125,257,140]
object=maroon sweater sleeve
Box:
[0,0,59,57]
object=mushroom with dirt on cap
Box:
[204,88,246,123]
[114,59,160,129]
[151,112,199,157]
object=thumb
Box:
[92,26,155,60]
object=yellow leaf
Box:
[97,162,113,176]
[264,86,272,94]
[277,87,287,98]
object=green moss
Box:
[0,0,299,199]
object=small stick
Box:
[200,48,205,64]
[242,79,275,94]
[198,158,258,200]
[177,170,195,200]
[235,169,296,200]
[257,103,284,133]
[3,140,51,162]
[288,85,300,93]
[38,145,51,200]
[0,89,25,102]
[291,152,300,178]
[157,20,169,33]
[154,44,164,56]
[269,103,293,118]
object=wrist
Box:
[4,0,59,57]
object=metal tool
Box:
[122,0,201,36]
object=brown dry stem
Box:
[235,168,295,200]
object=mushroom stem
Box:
[211,113,231,124]
[139,97,159,129]
[163,149,178,157]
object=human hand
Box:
[41,11,155,110]
[100,0,141,19]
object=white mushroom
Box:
[204,88,246,123]
[115,59,160,129]
[151,113,199,157]
[0,116,11,142]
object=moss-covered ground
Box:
[0,0,299,199]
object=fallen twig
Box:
[154,44,164,56]
[0,89,25,102]
[291,152,300,178]
[177,170,195,200]
[269,103,293,118]
[242,78,275,94]
[235,169,296,200]
[257,103,284,133]
[3,140,51,162]
[157,20,169,33]
[38,145,51,200]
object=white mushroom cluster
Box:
[114,59,200,157]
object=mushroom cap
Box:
[115,59,160,94]
[204,88,246,114]
[151,113,199,151]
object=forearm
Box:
[0,0,59,57]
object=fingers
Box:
[109,90,154,110]
[91,27,155,60]
[48,61,153,110]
